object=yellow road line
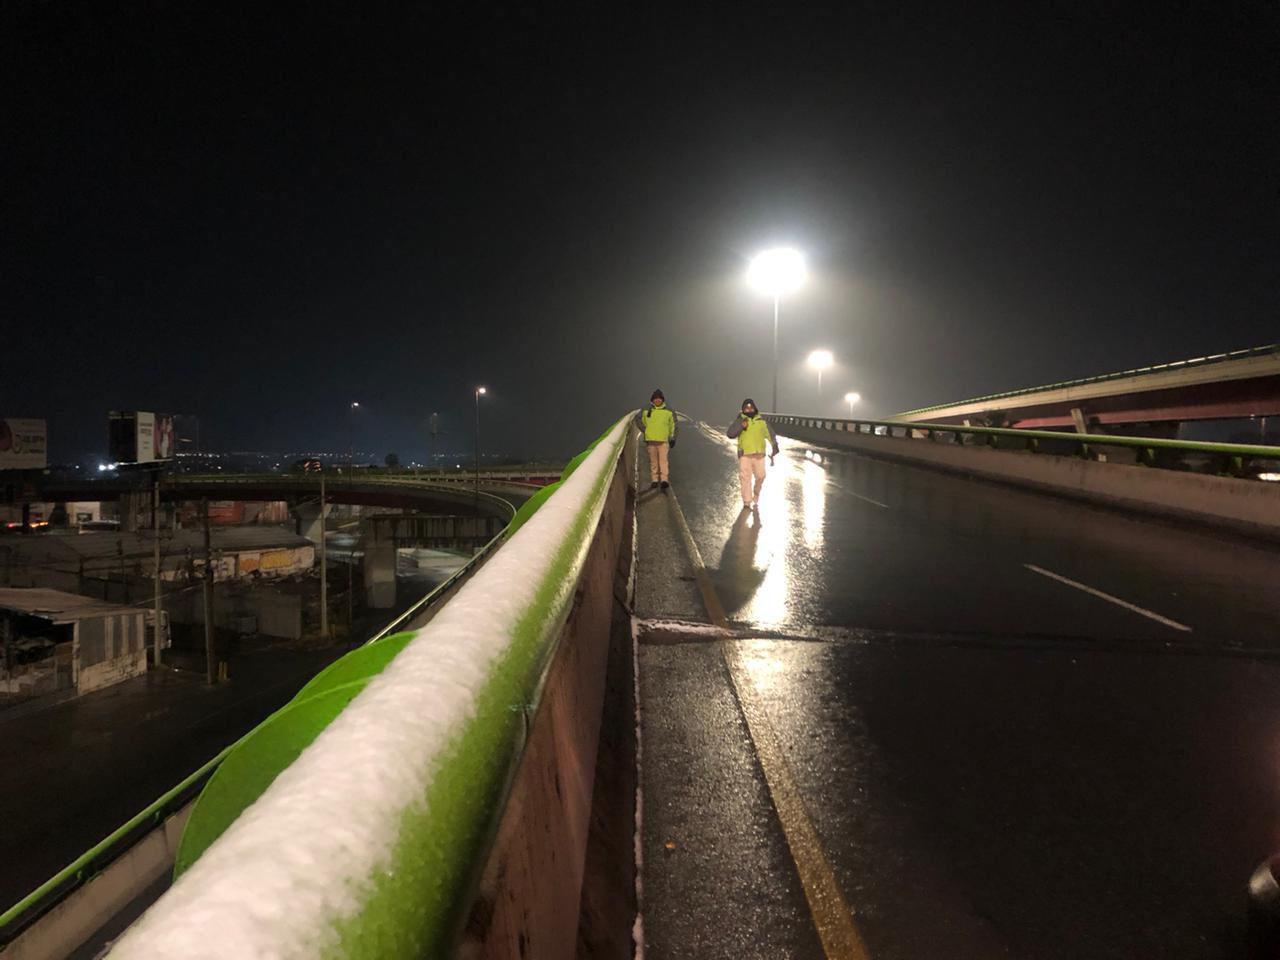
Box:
[665,490,871,960]
[665,492,730,628]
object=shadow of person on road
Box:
[712,509,765,614]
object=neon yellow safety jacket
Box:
[733,414,777,456]
[640,404,677,442]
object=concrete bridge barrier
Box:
[772,416,1280,540]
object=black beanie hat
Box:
[651,389,665,402]
[741,397,756,410]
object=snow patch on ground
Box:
[635,616,731,637]
[110,418,630,960]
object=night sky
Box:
[4,2,1277,461]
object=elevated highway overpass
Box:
[33,469,546,519]
[4,413,1280,959]
[895,343,1280,431]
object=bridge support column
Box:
[363,536,396,609]
[292,501,325,544]
[1070,407,1089,435]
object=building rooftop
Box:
[0,588,147,622]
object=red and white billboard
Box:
[109,411,176,464]
[0,418,48,470]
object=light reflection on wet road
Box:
[682,420,1280,646]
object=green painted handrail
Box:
[0,423,627,954]
[106,413,635,959]
[773,414,1280,461]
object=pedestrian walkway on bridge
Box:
[632,420,1280,959]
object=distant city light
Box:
[476,386,487,395]
[1259,473,1280,482]
[747,247,807,297]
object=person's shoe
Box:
[742,500,753,510]
[650,481,659,490]
[660,481,670,491]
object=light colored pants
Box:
[646,441,669,482]
[738,453,766,504]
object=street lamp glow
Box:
[746,247,807,297]
[747,246,808,412]
[476,386,487,396]
[808,349,833,395]
[844,391,861,416]
[807,349,833,371]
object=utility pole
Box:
[319,471,328,638]
[201,498,216,685]
[153,471,163,667]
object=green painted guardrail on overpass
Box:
[771,415,1280,476]
[0,419,630,957]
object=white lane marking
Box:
[833,484,889,509]
[1023,564,1193,633]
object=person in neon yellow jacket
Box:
[635,388,677,491]
[726,397,779,509]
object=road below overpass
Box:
[634,420,1280,959]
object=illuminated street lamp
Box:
[807,349,833,396]
[844,391,861,417]
[347,401,361,474]
[474,387,487,503]
[747,246,807,412]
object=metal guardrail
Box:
[771,415,1280,475]
[895,343,1280,418]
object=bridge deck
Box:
[634,421,1280,958]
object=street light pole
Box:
[807,349,833,404]
[772,296,780,413]
[844,391,861,417]
[348,401,360,476]
[747,247,807,413]
[474,387,487,504]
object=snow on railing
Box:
[107,413,634,960]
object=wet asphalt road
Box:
[635,422,1280,959]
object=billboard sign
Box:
[0,418,48,470]
[109,411,176,464]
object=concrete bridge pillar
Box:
[292,501,326,545]
[363,536,396,609]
